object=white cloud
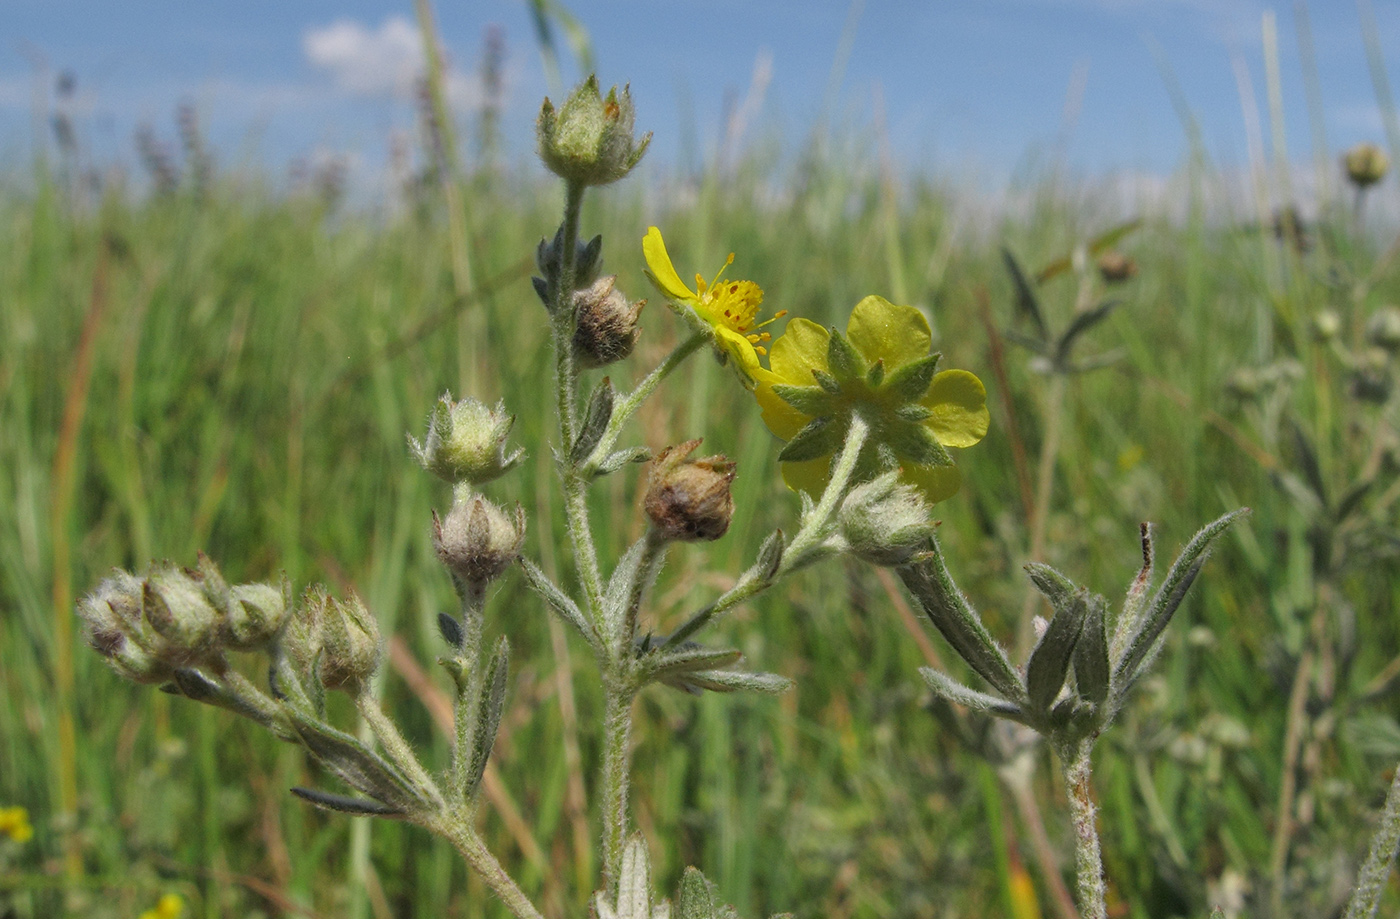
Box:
[304,16,425,98]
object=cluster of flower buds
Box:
[78,555,291,683]
[410,393,524,486]
[1368,305,1400,355]
[836,473,938,566]
[644,440,736,542]
[433,492,527,588]
[1344,142,1390,190]
[573,275,645,368]
[536,76,651,188]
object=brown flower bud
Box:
[573,275,644,368]
[318,593,382,694]
[433,494,527,585]
[1096,250,1137,284]
[644,439,736,542]
[1344,142,1390,189]
[78,569,175,684]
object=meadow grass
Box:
[2,139,1399,919]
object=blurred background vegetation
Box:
[4,8,1400,918]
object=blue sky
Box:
[3,0,1399,193]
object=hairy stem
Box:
[600,682,635,897]
[1061,740,1107,919]
[587,333,707,467]
[438,819,546,919]
[1343,761,1400,919]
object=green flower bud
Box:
[573,275,645,368]
[1344,142,1390,189]
[142,562,223,665]
[410,394,524,486]
[433,494,526,585]
[281,586,328,680]
[838,474,936,566]
[644,439,736,542]
[537,76,651,187]
[222,579,292,651]
[1312,309,1342,342]
[78,570,175,684]
[1367,305,1400,354]
[318,593,382,694]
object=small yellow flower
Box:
[753,295,989,503]
[642,226,783,386]
[138,892,185,919]
[0,806,33,843]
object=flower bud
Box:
[410,394,524,486]
[1096,250,1137,284]
[644,440,736,542]
[318,593,382,694]
[281,586,328,679]
[573,275,644,368]
[837,474,936,566]
[1367,305,1400,354]
[1344,142,1390,189]
[1311,309,1342,342]
[433,494,526,585]
[78,570,175,684]
[142,562,223,665]
[222,579,292,651]
[536,76,651,187]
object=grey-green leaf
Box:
[778,416,843,463]
[465,637,509,800]
[1026,590,1087,714]
[291,786,405,818]
[1073,593,1110,705]
[572,376,615,464]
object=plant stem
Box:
[587,333,706,467]
[1343,761,1400,919]
[438,819,547,919]
[1061,740,1108,919]
[451,583,488,802]
[1020,371,1066,654]
[600,680,635,897]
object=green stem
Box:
[437,819,546,919]
[586,333,706,468]
[357,694,444,809]
[600,681,635,897]
[1343,760,1400,919]
[1020,372,1067,655]
[1061,741,1107,919]
[451,583,487,803]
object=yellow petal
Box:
[901,463,963,504]
[768,318,831,383]
[780,456,833,496]
[922,370,990,448]
[846,295,931,369]
[715,326,761,388]
[753,368,812,441]
[642,227,696,303]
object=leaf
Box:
[602,536,651,652]
[919,667,1022,719]
[771,383,835,416]
[881,353,941,403]
[519,558,594,644]
[285,708,434,812]
[666,669,791,695]
[597,446,652,475]
[1001,247,1048,342]
[1286,418,1327,510]
[826,326,867,380]
[677,867,720,919]
[1073,593,1111,705]
[290,786,404,818]
[755,530,784,581]
[1054,298,1122,367]
[1026,590,1087,714]
[437,612,463,649]
[1025,562,1079,616]
[778,416,843,463]
[465,637,509,801]
[572,376,615,464]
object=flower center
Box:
[694,254,785,353]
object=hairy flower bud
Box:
[433,494,526,585]
[78,570,175,684]
[1096,250,1137,284]
[1367,305,1400,354]
[318,593,382,694]
[1344,142,1390,189]
[537,76,651,187]
[644,440,736,542]
[222,579,292,651]
[573,275,644,368]
[281,586,328,680]
[410,394,524,486]
[142,562,223,665]
[1312,309,1342,342]
[838,474,936,566]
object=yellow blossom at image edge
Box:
[138,893,185,919]
[0,805,33,843]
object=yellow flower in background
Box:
[138,893,185,919]
[642,226,784,386]
[753,295,989,503]
[0,806,32,843]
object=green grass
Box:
[2,143,1399,919]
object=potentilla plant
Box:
[76,74,1252,919]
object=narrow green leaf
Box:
[291,786,404,818]
[1001,247,1049,342]
[1074,594,1111,705]
[1026,590,1087,714]
[520,557,594,644]
[572,376,614,464]
[465,637,509,801]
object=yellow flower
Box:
[0,806,32,843]
[138,893,185,919]
[753,295,989,503]
[642,226,783,386]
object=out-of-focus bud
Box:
[573,275,644,368]
[1367,305,1400,354]
[78,570,175,684]
[838,474,936,566]
[1225,367,1261,400]
[433,494,526,585]
[410,394,524,486]
[318,594,382,694]
[1344,142,1390,189]
[281,585,328,679]
[142,562,223,665]
[222,579,292,651]
[644,440,736,542]
[1096,250,1138,284]
[536,76,651,187]
[1311,309,1342,342]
